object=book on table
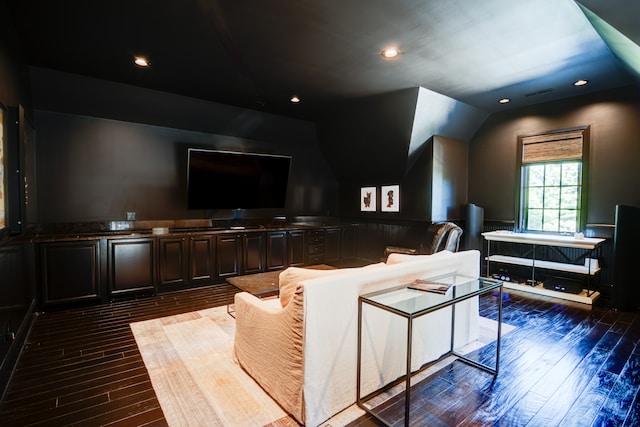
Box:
[408,279,453,294]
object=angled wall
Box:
[407,87,488,173]
[318,87,487,220]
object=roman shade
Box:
[521,129,584,164]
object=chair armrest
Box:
[384,246,417,258]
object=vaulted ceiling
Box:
[6,0,640,122]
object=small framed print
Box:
[360,187,376,211]
[381,185,399,212]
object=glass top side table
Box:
[357,274,504,427]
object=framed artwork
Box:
[0,103,5,230]
[381,185,400,212]
[360,186,376,211]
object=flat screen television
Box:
[187,148,291,210]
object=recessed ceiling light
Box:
[134,56,150,67]
[574,79,588,86]
[290,95,300,103]
[381,47,400,59]
[499,98,510,104]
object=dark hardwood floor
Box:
[348,290,640,427]
[0,284,238,427]
[0,282,638,426]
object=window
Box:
[517,127,589,233]
[522,161,581,232]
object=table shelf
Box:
[482,231,605,249]
[485,255,601,275]
[482,231,605,304]
[498,280,600,305]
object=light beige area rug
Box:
[130,306,514,427]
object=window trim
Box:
[515,126,590,233]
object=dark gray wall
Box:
[468,85,640,225]
[34,110,337,223]
[318,89,419,220]
[0,2,31,112]
[30,69,338,224]
[319,89,418,183]
[1,0,34,235]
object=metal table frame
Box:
[356,276,503,427]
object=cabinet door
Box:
[217,235,242,278]
[325,228,342,263]
[189,235,216,284]
[158,237,187,288]
[288,230,306,267]
[108,238,155,297]
[40,241,101,306]
[0,243,29,309]
[243,233,265,274]
[266,231,287,271]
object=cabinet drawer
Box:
[308,254,325,264]
[308,244,325,255]
[308,231,325,244]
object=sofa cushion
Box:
[385,249,454,265]
[278,263,385,308]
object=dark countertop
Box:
[28,223,357,243]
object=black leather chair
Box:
[384,221,463,258]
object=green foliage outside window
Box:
[524,161,581,233]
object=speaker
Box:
[612,204,640,311]
[463,203,484,251]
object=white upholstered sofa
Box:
[233,250,481,426]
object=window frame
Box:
[515,126,590,234]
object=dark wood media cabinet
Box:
[34,224,358,309]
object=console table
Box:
[357,275,503,427]
[482,231,605,304]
